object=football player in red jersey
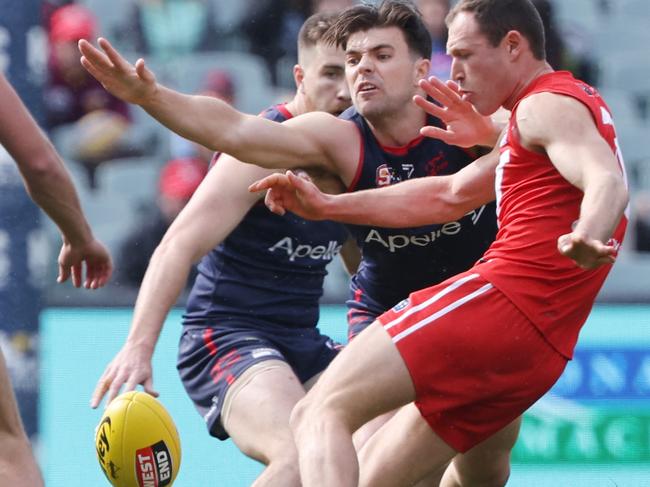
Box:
[250,0,628,485]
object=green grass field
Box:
[40,305,650,486]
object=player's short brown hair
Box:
[298,12,339,52]
[323,0,432,60]
[447,0,546,60]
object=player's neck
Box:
[287,92,309,117]
[503,61,554,111]
[365,101,427,148]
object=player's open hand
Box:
[557,232,617,269]
[414,77,497,148]
[78,37,157,105]
[91,343,159,409]
[57,237,113,289]
[248,170,329,220]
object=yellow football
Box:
[95,391,182,487]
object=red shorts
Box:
[378,270,567,453]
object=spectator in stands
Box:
[633,193,650,252]
[241,0,312,86]
[45,4,133,185]
[126,0,219,59]
[45,4,130,129]
[117,158,207,287]
[415,0,452,81]
[42,0,74,28]
[532,0,598,85]
[312,0,354,14]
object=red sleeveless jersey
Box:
[477,71,628,358]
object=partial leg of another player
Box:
[290,321,457,487]
[439,417,521,487]
[358,401,521,487]
[357,403,454,487]
[0,352,44,487]
[222,360,307,487]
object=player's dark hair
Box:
[323,0,432,59]
[447,0,546,60]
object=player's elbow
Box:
[21,149,61,182]
[19,150,68,198]
[594,170,629,216]
[440,179,480,221]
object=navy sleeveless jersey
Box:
[183,104,350,329]
[342,106,498,312]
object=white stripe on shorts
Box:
[384,273,480,332]
[391,282,493,344]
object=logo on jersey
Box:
[392,299,409,312]
[375,163,416,186]
[578,82,596,97]
[425,152,450,175]
[376,164,399,186]
[363,206,488,253]
[251,348,283,359]
[268,237,342,262]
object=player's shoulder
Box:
[518,90,579,114]
[285,110,357,136]
[517,92,591,130]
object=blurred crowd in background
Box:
[37,0,650,305]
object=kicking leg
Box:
[291,321,426,487]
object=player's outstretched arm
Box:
[517,92,629,269]
[91,155,273,408]
[0,74,112,289]
[414,76,503,148]
[78,38,344,172]
[250,151,497,227]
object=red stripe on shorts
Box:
[203,328,218,356]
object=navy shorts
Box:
[177,322,340,440]
[346,281,388,341]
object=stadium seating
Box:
[150,50,276,115]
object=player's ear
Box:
[414,57,430,85]
[293,64,304,91]
[504,30,523,59]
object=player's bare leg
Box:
[357,402,455,487]
[0,352,43,487]
[290,321,455,486]
[440,417,521,487]
[223,361,306,487]
[352,410,396,451]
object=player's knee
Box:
[289,395,345,440]
[456,462,510,487]
[267,455,300,476]
[289,396,312,438]
[239,431,297,464]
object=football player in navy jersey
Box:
[89,13,358,487]
[81,1,520,485]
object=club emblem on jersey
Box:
[376,164,400,186]
[425,152,449,175]
[579,83,596,97]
